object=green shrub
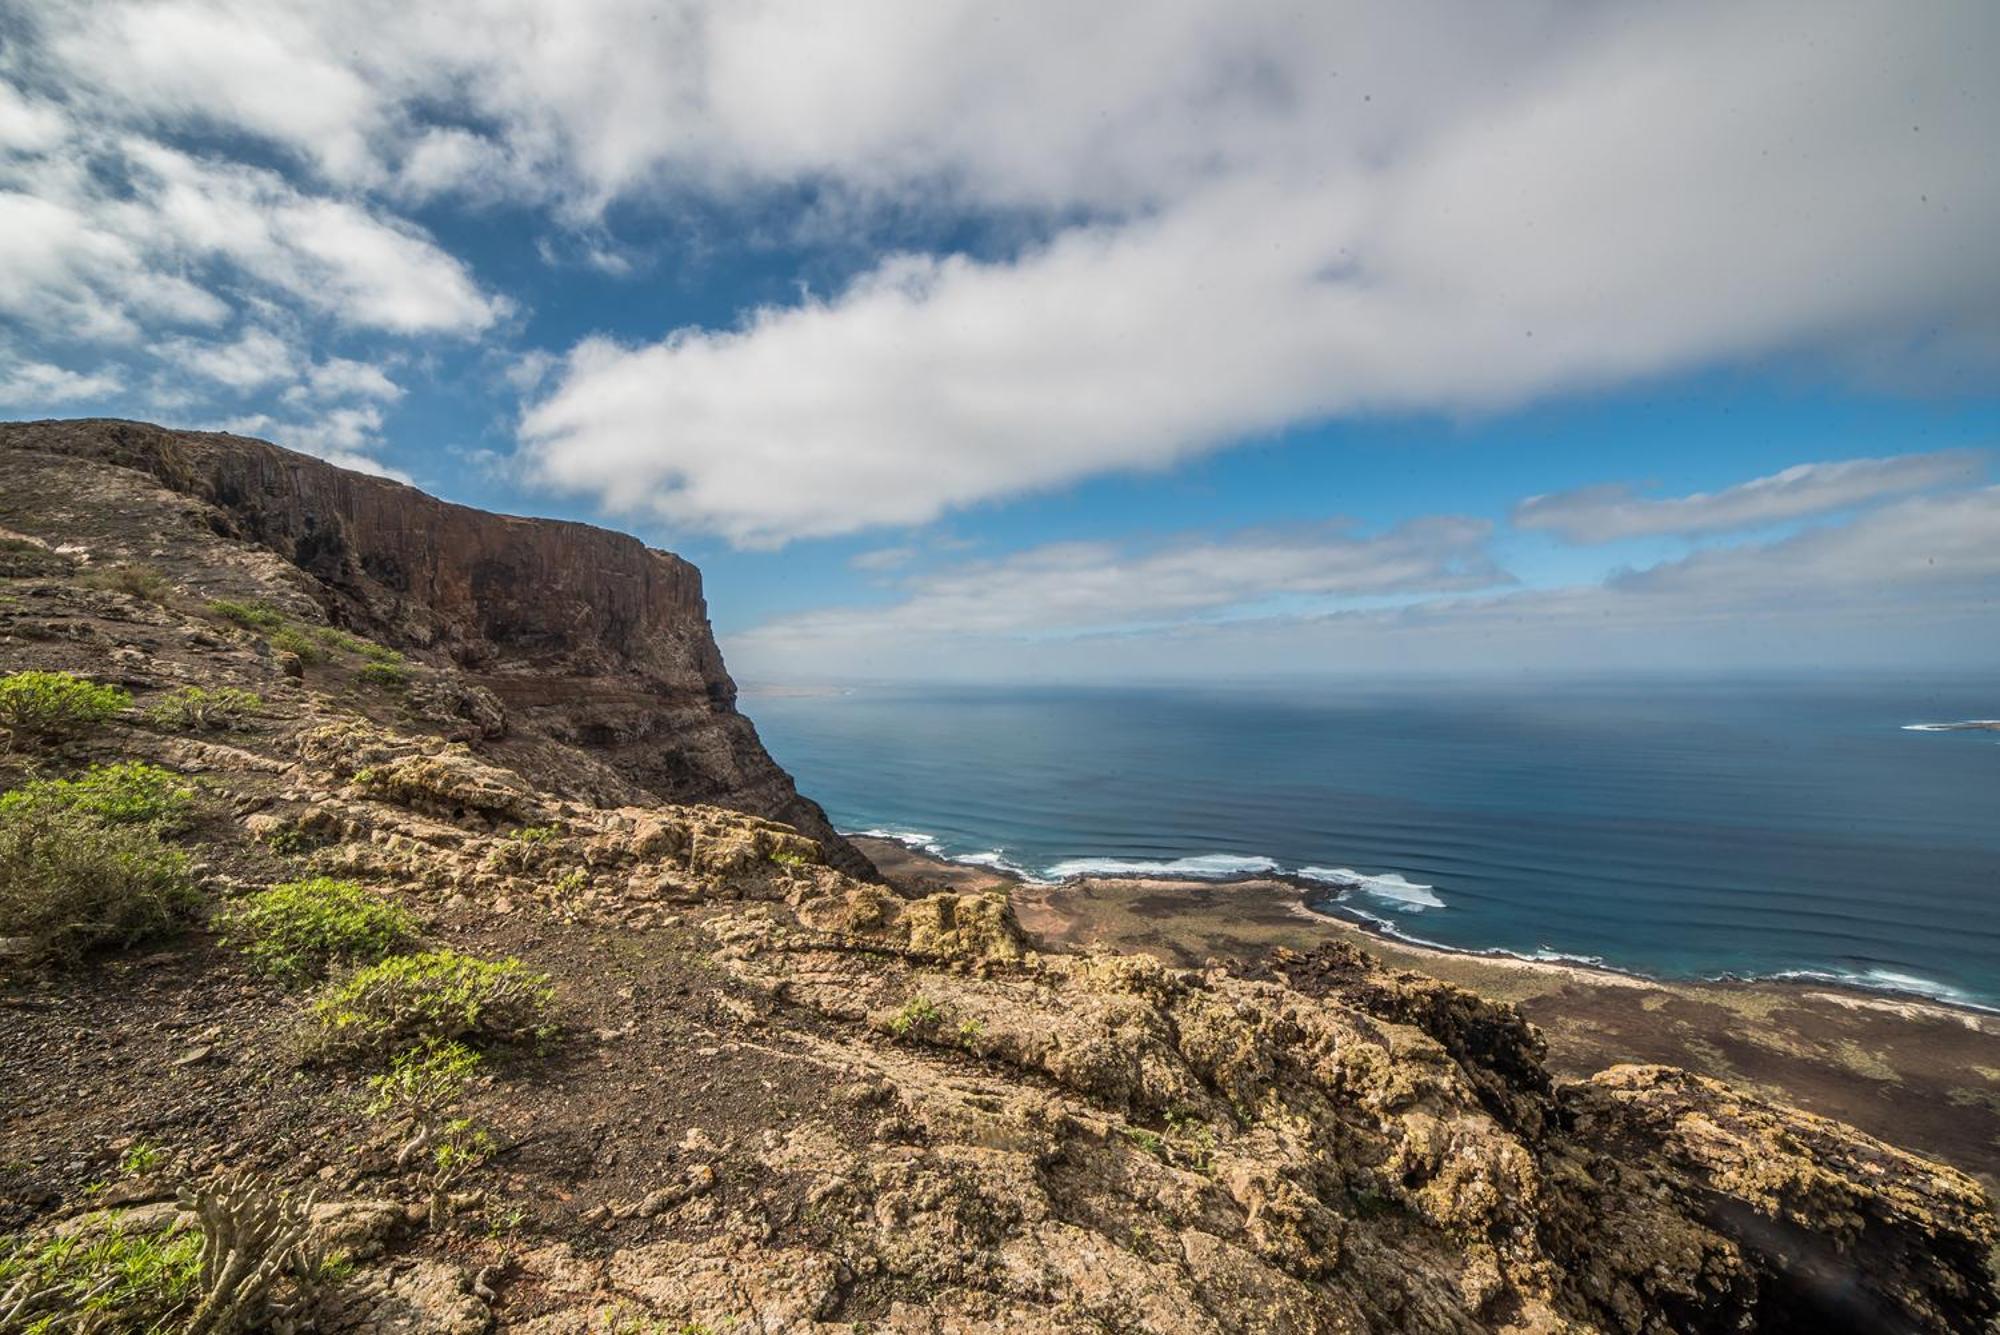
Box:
[205,599,285,631]
[315,627,404,667]
[145,685,263,732]
[366,1040,493,1220]
[218,877,418,984]
[304,949,556,1058]
[0,761,197,831]
[357,659,410,689]
[0,671,130,745]
[266,627,330,665]
[887,995,945,1037]
[0,806,199,962]
[0,1214,203,1332]
[81,563,173,602]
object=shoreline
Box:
[855,832,2000,1184]
[851,833,1995,1023]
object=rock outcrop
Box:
[0,418,873,879]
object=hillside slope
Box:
[0,420,1992,1333]
[0,418,873,881]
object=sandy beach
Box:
[857,834,2000,1187]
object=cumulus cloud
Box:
[1514,452,1989,543]
[7,0,1998,552]
[291,356,403,403]
[732,487,2000,681]
[0,98,502,344]
[219,406,409,480]
[0,359,122,406]
[512,0,2000,544]
[158,326,296,391]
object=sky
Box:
[1,0,1996,683]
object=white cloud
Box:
[0,359,123,406]
[8,0,1998,553]
[159,325,296,391]
[295,356,403,402]
[512,1,2000,545]
[747,517,1503,645]
[732,487,2000,681]
[1514,451,1988,543]
[219,405,408,480]
[0,117,502,345]
[850,546,917,573]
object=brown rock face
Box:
[0,417,874,878]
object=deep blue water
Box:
[742,677,2000,1008]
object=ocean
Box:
[742,676,2000,1009]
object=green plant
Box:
[145,686,262,732]
[362,1040,496,1224]
[0,805,199,962]
[0,1213,202,1333]
[0,671,130,747]
[0,761,197,832]
[956,1017,986,1048]
[1118,1126,1166,1159]
[1164,1107,1218,1174]
[118,1142,166,1177]
[769,850,812,868]
[886,995,945,1037]
[205,599,285,631]
[357,660,410,689]
[265,627,329,665]
[80,563,172,602]
[304,949,556,1058]
[509,825,559,845]
[218,877,419,985]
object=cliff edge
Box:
[0,418,874,881]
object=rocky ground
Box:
[848,842,2000,1193]
[1,421,1997,1333]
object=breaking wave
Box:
[1298,867,1444,912]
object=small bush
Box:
[357,660,410,689]
[81,563,173,602]
[366,1040,495,1222]
[304,949,556,1058]
[316,627,404,667]
[0,671,130,746]
[146,685,263,732]
[205,599,285,631]
[218,877,418,984]
[887,995,945,1037]
[266,627,330,665]
[0,1214,203,1332]
[119,1142,166,1177]
[0,806,200,962]
[0,761,197,831]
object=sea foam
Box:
[854,827,946,855]
[1755,966,1994,1011]
[1042,853,1281,880]
[1299,866,1444,911]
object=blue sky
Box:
[2,1,1997,681]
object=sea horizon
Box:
[745,671,2000,1010]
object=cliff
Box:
[0,417,1993,1333]
[0,418,874,881]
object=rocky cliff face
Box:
[0,418,874,879]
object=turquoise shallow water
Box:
[742,676,2000,1008]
